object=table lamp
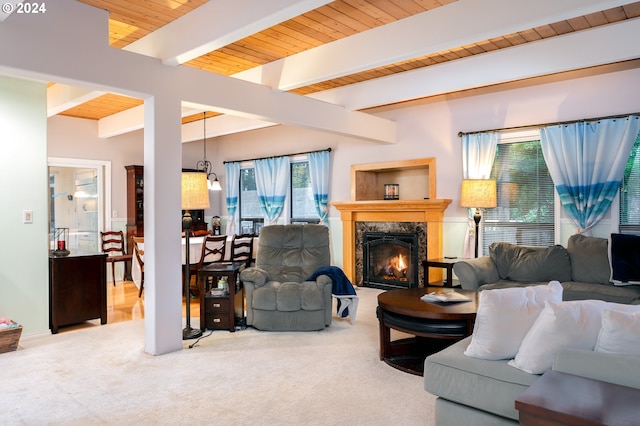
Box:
[460,179,497,258]
[182,172,210,340]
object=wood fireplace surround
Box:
[332,158,451,286]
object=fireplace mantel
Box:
[333,199,451,285]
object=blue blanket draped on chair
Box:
[307,266,356,317]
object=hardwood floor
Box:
[107,279,200,324]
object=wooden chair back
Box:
[100,230,127,256]
[230,234,254,267]
[100,231,133,285]
[132,236,145,297]
[199,235,227,267]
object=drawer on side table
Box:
[204,296,231,330]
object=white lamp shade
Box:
[460,179,497,209]
[182,172,210,210]
[208,177,222,191]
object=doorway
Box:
[48,158,111,252]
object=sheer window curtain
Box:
[461,132,498,257]
[540,116,640,235]
[255,157,290,225]
[308,151,330,225]
[224,162,240,235]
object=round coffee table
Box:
[377,287,478,375]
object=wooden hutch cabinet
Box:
[125,165,144,249]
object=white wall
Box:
[208,65,640,258]
[0,76,49,334]
[47,116,144,229]
[43,64,640,299]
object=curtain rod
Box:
[457,112,640,138]
[223,147,332,164]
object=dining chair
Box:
[230,234,254,268]
[100,231,133,286]
[132,236,145,298]
[187,235,227,295]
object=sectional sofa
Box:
[423,233,640,424]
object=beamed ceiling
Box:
[47,0,640,139]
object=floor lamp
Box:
[181,172,210,340]
[460,179,497,258]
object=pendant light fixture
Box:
[196,112,222,191]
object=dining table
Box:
[130,236,259,292]
[131,236,205,292]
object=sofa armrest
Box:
[453,257,499,290]
[553,348,640,389]
[240,266,269,288]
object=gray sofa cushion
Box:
[561,281,640,304]
[567,234,611,284]
[490,242,571,282]
[424,336,539,421]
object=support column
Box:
[143,95,183,355]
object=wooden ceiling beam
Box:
[309,18,640,111]
[124,0,333,66]
[232,0,634,93]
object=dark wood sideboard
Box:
[49,252,107,334]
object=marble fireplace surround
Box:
[356,221,426,288]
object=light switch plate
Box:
[23,210,33,224]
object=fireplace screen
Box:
[363,232,419,289]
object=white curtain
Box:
[308,151,330,225]
[540,116,640,234]
[224,162,240,235]
[461,132,499,257]
[255,156,290,225]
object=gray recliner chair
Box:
[239,224,332,331]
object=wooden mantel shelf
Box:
[333,199,451,212]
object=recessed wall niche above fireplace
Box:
[333,158,451,287]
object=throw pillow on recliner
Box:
[489,242,571,282]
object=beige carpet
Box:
[1,287,435,425]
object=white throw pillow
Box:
[595,309,640,355]
[464,281,563,360]
[509,300,640,374]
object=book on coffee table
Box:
[421,291,471,303]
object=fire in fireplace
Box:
[363,232,419,289]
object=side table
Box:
[197,262,245,332]
[516,370,640,425]
[423,257,464,287]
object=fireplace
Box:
[355,221,426,289]
[363,232,419,289]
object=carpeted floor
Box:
[1,287,435,425]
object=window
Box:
[482,138,555,255]
[290,161,320,224]
[237,159,319,231]
[239,167,263,234]
[620,134,640,233]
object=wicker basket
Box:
[0,321,22,354]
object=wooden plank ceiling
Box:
[65,0,640,124]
